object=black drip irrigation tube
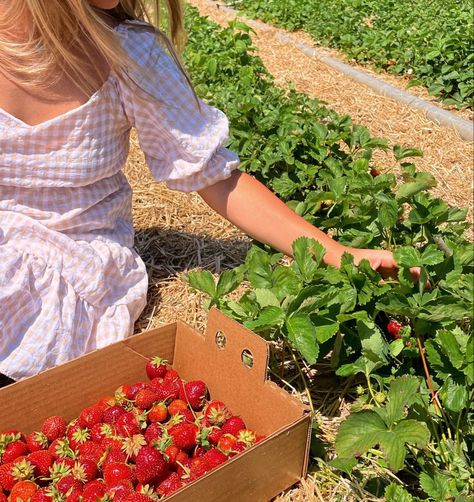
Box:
[214,2,473,142]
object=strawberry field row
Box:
[221,0,474,109]
[183,7,473,500]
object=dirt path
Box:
[187,0,473,222]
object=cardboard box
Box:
[0,308,311,501]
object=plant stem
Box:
[416,335,440,413]
[290,350,315,414]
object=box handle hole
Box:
[215,331,226,350]
[241,349,254,369]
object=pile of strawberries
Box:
[0,357,265,501]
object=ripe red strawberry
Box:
[370,168,381,177]
[134,446,167,485]
[134,389,159,410]
[30,487,54,502]
[0,462,21,491]
[101,447,127,470]
[147,403,168,423]
[202,448,227,469]
[26,432,49,452]
[96,396,116,411]
[106,480,134,502]
[143,423,162,444]
[41,417,67,442]
[125,383,147,401]
[179,380,207,410]
[9,480,39,502]
[78,406,103,429]
[102,405,126,425]
[156,472,183,497]
[114,385,131,405]
[66,422,90,451]
[387,320,403,339]
[124,492,154,502]
[1,430,26,443]
[78,441,104,464]
[222,416,246,436]
[217,434,237,455]
[153,379,181,401]
[2,441,29,463]
[90,423,114,443]
[115,413,140,437]
[188,457,209,480]
[164,445,188,470]
[167,399,188,416]
[27,450,54,478]
[103,462,134,487]
[56,474,82,495]
[82,479,106,502]
[72,459,98,483]
[0,492,6,502]
[204,401,231,426]
[168,423,198,451]
[207,427,223,446]
[145,357,167,380]
[101,436,123,450]
[48,438,73,460]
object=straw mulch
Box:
[125,3,473,499]
[186,0,474,229]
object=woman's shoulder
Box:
[115,20,168,62]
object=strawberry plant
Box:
[184,8,473,498]
[222,0,474,108]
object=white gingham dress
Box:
[0,21,239,380]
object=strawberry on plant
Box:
[145,357,167,381]
[41,417,67,442]
[387,320,403,339]
[370,168,381,177]
[9,479,38,502]
[179,381,207,410]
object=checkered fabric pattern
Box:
[0,21,240,380]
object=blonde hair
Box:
[0,0,189,97]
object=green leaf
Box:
[216,269,244,297]
[419,472,451,501]
[187,270,216,297]
[421,245,445,266]
[385,483,414,502]
[389,338,405,357]
[379,199,399,228]
[358,319,388,366]
[386,376,419,425]
[392,420,430,448]
[328,457,357,475]
[254,288,280,308]
[292,237,325,282]
[243,306,285,332]
[285,313,319,364]
[393,145,423,161]
[378,431,406,471]
[393,247,421,268]
[439,377,468,413]
[335,411,386,458]
[396,176,436,200]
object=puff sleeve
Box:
[115,22,240,192]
